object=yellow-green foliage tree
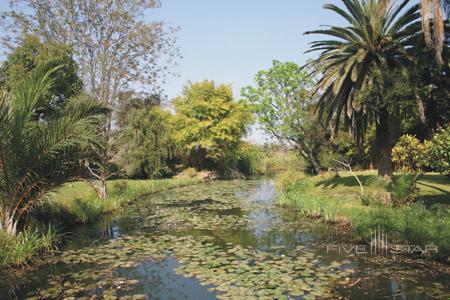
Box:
[429,127,450,176]
[392,135,431,174]
[173,81,252,170]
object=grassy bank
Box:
[277,171,450,259]
[35,178,200,225]
[0,178,199,268]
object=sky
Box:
[0,0,345,143]
[153,0,345,142]
[156,0,343,99]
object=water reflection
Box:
[0,180,448,299]
[115,258,217,300]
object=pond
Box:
[1,180,449,299]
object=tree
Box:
[305,0,422,177]
[173,81,252,170]
[429,127,450,176]
[116,91,162,129]
[380,0,446,63]
[1,0,178,198]
[118,107,178,179]
[0,35,82,117]
[420,0,445,63]
[0,65,109,236]
[241,60,324,175]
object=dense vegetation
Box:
[0,0,448,272]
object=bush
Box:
[429,127,450,176]
[388,174,418,205]
[392,134,430,173]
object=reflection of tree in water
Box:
[115,258,216,300]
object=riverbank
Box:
[2,180,448,299]
[277,171,450,260]
[0,178,200,268]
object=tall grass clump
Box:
[277,175,343,223]
[0,225,60,268]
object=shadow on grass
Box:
[417,178,450,205]
[418,173,450,185]
[417,194,450,205]
[316,175,381,189]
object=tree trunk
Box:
[1,210,18,236]
[97,174,108,200]
[297,147,321,176]
[308,154,321,176]
[376,108,393,178]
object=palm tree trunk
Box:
[376,108,393,178]
[1,210,18,236]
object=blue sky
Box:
[154,0,344,142]
[155,0,343,100]
[0,0,345,143]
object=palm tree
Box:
[421,0,445,63]
[381,0,446,63]
[305,0,422,177]
[0,65,109,235]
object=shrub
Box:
[429,127,450,176]
[392,134,430,173]
[388,174,418,206]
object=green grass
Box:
[0,225,60,268]
[35,178,200,225]
[277,171,450,259]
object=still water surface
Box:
[1,180,448,299]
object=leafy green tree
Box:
[116,91,162,129]
[305,0,422,177]
[0,35,82,117]
[429,127,450,176]
[1,0,179,199]
[407,42,450,137]
[173,81,252,170]
[241,60,325,175]
[0,66,109,236]
[118,107,178,179]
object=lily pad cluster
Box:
[29,234,351,299]
[5,180,450,300]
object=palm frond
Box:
[0,65,109,235]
